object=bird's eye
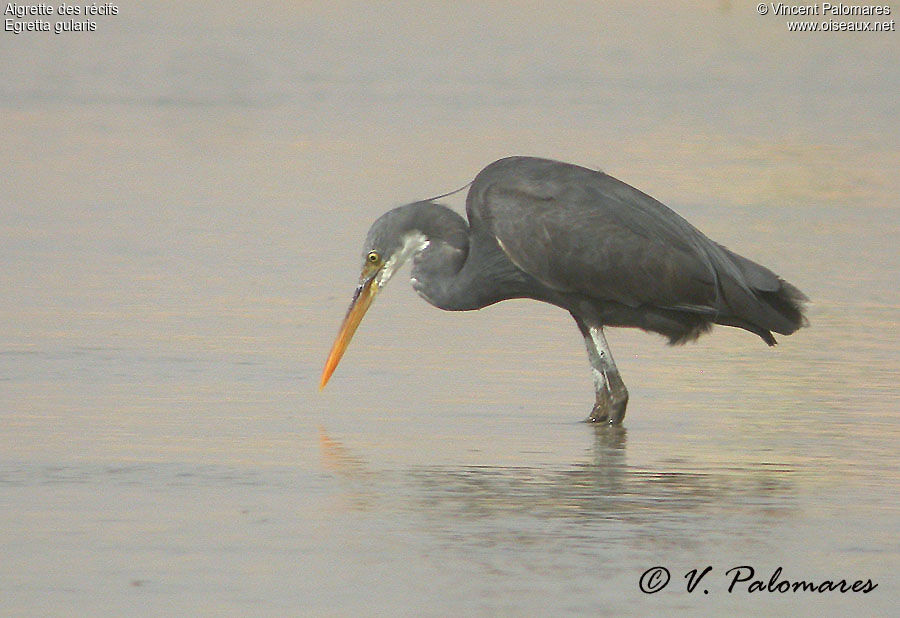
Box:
[367,251,381,264]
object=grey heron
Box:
[320,156,807,424]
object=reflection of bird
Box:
[318,426,368,479]
[320,156,807,424]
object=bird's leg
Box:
[574,318,629,424]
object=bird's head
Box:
[319,207,430,390]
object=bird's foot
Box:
[586,389,628,425]
[586,404,610,424]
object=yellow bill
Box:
[319,275,379,390]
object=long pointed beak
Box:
[319,274,379,390]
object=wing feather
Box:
[468,157,721,310]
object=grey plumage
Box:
[323,156,808,423]
[466,156,807,345]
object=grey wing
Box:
[469,158,727,311]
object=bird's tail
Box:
[715,247,808,345]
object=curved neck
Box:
[379,201,536,311]
[402,201,469,252]
[412,231,536,312]
[396,202,470,309]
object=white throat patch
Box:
[374,232,430,288]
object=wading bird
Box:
[320,156,807,424]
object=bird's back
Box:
[466,156,807,344]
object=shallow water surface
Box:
[2,2,898,615]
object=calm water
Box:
[2,2,898,615]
